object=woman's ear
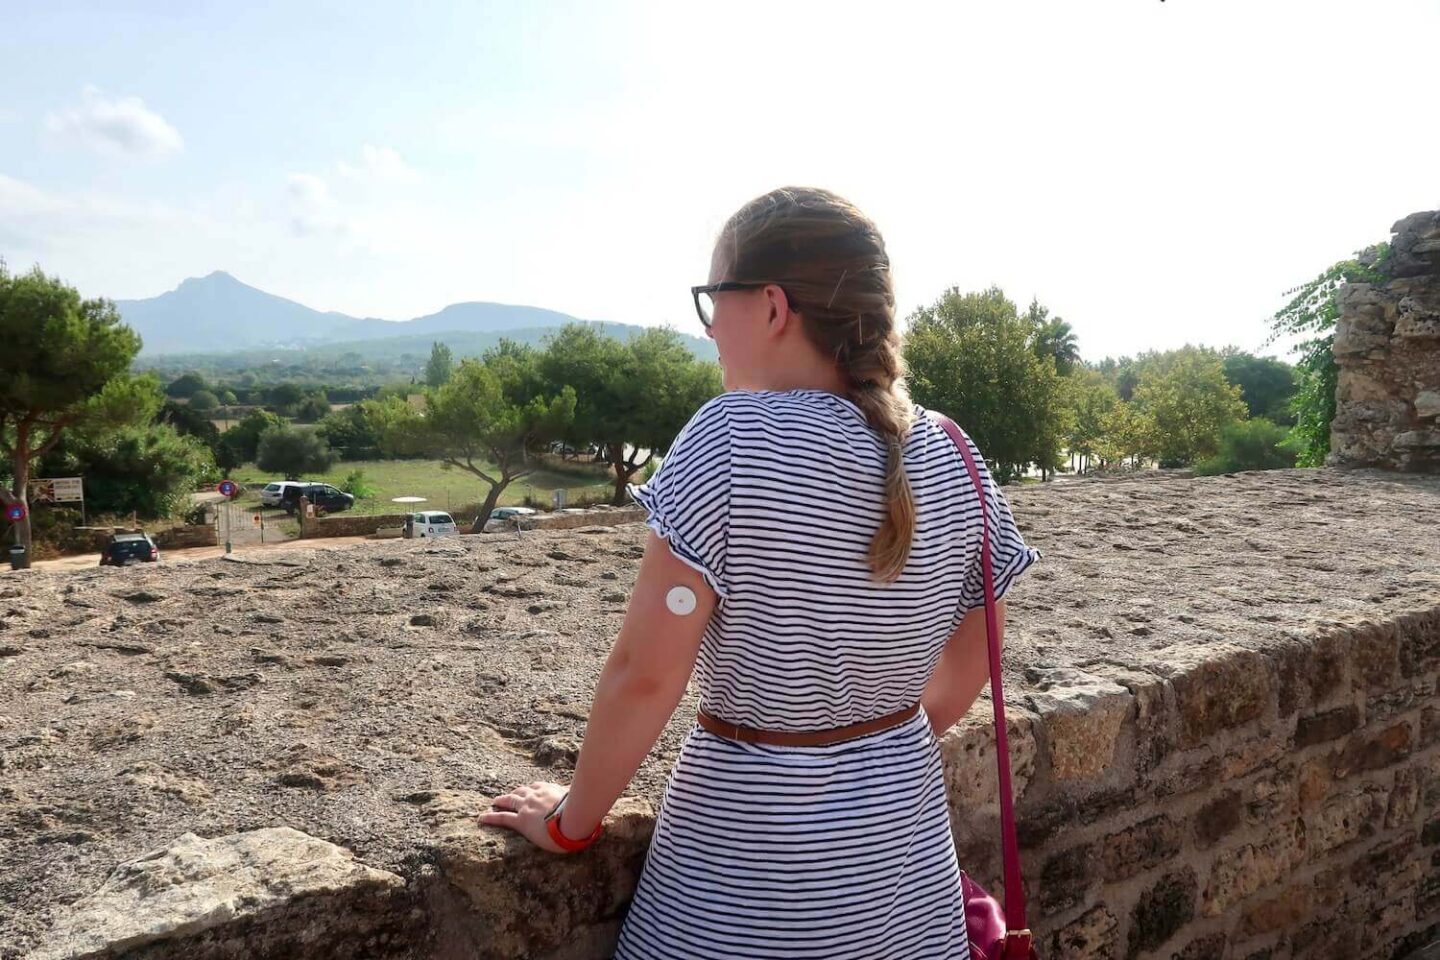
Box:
[763,283,794,337]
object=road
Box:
[9,535,377,574]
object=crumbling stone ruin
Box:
[1330,209,1440,473]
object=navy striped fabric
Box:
[617,389,1041,960]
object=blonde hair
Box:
[719,187,916,583]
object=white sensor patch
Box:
[665,585,698,616]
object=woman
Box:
[481,187,1041,959]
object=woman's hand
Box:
[479,781,570,853]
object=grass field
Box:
[227,457,622,518]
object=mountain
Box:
[114,271,702,358]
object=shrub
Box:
[1194,418,1301,475]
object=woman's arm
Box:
[919,599,1007,738]
[480,529,716,848]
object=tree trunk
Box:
[470,483,504,534]
[3,433,34,564]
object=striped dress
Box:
[617,388,1041,960]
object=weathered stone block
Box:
[1026,667,1132,783]
[1126,869,1196,958]
[1298,756,1332,811]
[1238,881,1312,938]
[1017,787,1138,848]
[1050,904,1119,960]
[1246,766,1298,825]
[1163,648,1274,749]
[1332,721,1413,778]
[940,707,1040,810]
[1350,622,1401,691]
[1275,633,1349,716]
[1194,790,1243,850]
[1294,705,1361,749]
[1306,788,1385,857]
[1398,609,1440,678]
[1173,933,1227,960]
[1102,815,1182,883]
[29,828,409,960]
[1387,766,1422,829]
[1040,842,1098,912]
[1201,820,1304,917]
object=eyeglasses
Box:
[691,281,789,329]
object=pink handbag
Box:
[936,415,1039,960]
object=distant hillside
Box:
[114,271,712,359]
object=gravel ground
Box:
[2,467,1438,956]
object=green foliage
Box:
[1221,352,1298,426]
[293,395,332,423]
[165,372,208,398]
[425,341,455,388]
[317,405,383,460]
[340,468,377,499]
[1062,367,1121,469]
[218,409,286,466]
[366,350,578,526]
[1194,418,1301,476]
[159,399,221,448]
[1264,243,1391,467]
[1025,299,1081,376]
[256,425,335,480]
[1129,346,1248,466]
[219,389,238,406]
[64,423,216,518]
[0,264,149,547]
[536,324,719,503]
[188,389,220,412]
[904,286,1068,483]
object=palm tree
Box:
[1031,312,1081,375]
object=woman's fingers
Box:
[478,810,518,826]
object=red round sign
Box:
[217,480,238,498]
[5,503,25,523]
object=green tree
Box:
[1025,299,1082,376]
[1063,367,1120,473]
[217,409,285,466]
[165,372,209,398]
[536,324,720,503]
[1130,346,1248,466]
[294,394,331,423]
[267,382,305,415]
[62,424,217,518]
[425,341,455,388]
[367,356,576,530]
[1264,243,1390,466]
[219,389,238,406]
[256,425,335,480]
[904,286,1066,483]
[0,265,147,555]
[188,389,220,413]
[1221,351,1298,426]
[317,405,383,460]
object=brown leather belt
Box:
[696,703,922,747]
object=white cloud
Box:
[336,144,419,184]
[44,86,183,159]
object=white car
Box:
[259,481,307,507]
[407,511,459,538]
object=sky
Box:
[2,0,1437,362]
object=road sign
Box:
[217,480,238,498]
[253,514,261,525]
[30,477,84,503]
[5,503,25,523]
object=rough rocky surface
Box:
[28,828,407,960]
[3,468,1439,958]
[1331,208,1440,472]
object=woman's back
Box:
[630,387,1039,732]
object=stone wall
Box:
[298,510,413,539]
[944,609,1440,959]
[1330,210,1440,472]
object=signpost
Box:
[216,480,239,553]
[29,476,85,524]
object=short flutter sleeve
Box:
[955,432,1042,615]
[627,397,732,598]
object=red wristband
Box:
[545,795,604,853]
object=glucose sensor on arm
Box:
[665,585,698,616]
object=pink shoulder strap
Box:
[933,414,1028,933]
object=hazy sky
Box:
[2,1,1437,361]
